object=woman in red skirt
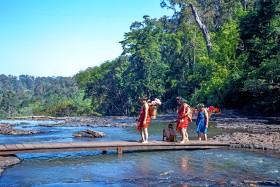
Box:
[137,95,151,143]
[176,96,191,143]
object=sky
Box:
[0,0,173,77]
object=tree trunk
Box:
[189,3,212,57]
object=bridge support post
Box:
[117,147,122,154]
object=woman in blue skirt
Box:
[196,104,209,140]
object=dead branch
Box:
[189,2,212,56]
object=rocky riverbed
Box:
[210,114,280,151]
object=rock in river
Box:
[73,129,105,138]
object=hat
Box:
[176,96,182,100]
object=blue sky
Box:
[0,0,173,77]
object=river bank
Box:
[211,113,280,151]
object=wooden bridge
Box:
[0,140,230,156]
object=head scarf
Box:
[197,103,205,108]
[176,96,187,103]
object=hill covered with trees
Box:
[1,0,279,118]
[0,74,95,118]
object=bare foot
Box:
[142,141,148,144]
[179,140,186,144]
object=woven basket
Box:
[149,104,158,119]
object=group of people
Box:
[137,96,209,144]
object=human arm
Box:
[143,103,149,124]
[204,109,209,128]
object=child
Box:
[163,124,177,142]
[196,104,209,140]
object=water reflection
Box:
[179,156,190,174]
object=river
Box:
[0,118,279,186]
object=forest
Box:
[0,0,279,118]
[0,75,96,118]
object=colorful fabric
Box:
[176,104,190,130]
[137,106,151,130]
[207,106,221,115]
[196,111,207,133]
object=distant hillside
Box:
[0,74,95,118]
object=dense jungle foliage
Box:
[0,0,279,118]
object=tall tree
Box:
[120,16,168,100]
[239,0,280,113]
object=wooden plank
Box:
[36,143,57,149]
[32,143,49,149]
[68,142,96,147]
[47,143,66,148]
[0,145,8,150]
[15,144,26,150]
[22,144,36,149]
[5,144,19,150]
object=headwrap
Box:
[197,103,205,108]
[176,96,187,103]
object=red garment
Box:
[137,105,151,130]
[176,104,190,130]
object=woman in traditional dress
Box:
[196,103,209,140]
[137,95,151,143]
[176,96,191,143]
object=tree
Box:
[120,16,168,104]
[0,91,18,117]
[239,0,280,113]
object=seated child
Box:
[163,124,177,142]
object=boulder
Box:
[0,156,21,176]
[73,129,105,138]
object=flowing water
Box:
[0,118,279,187]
